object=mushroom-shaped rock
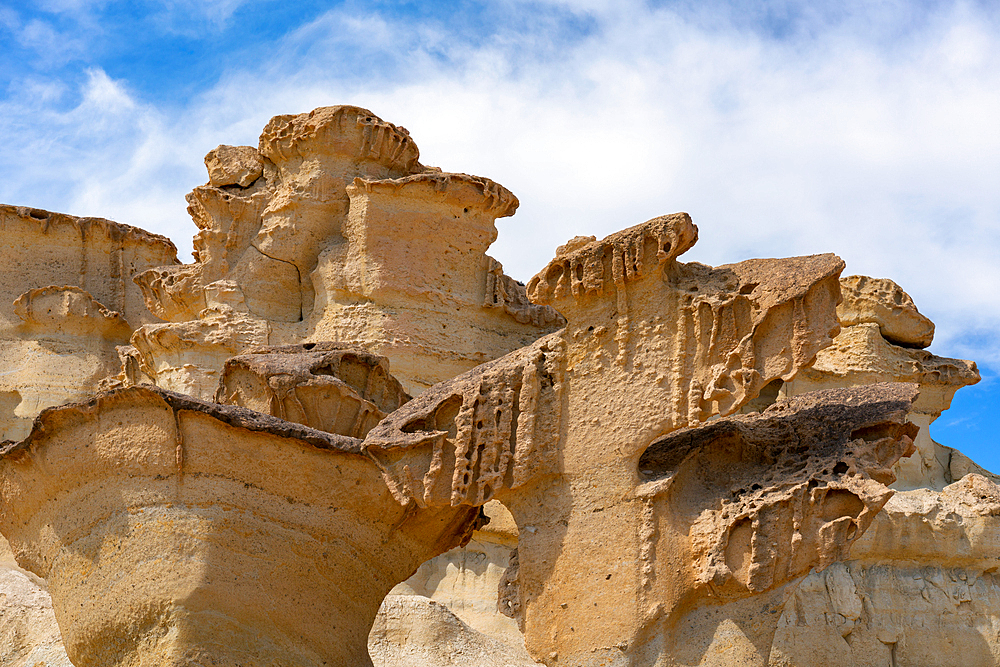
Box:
[364,213,855,665]
[0,386,481,667]
[216,342,410,438]
[131,106,563,398]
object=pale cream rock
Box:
[0,538,73,667]
[0,206,177,665]
[0,205,176,440]
[0,205,178,327]
[364,214,924,666]
[370,370,919,667]
[2,107,998,667]
[205,144,264,188]
[391,511,527,654]
[132,106,563,399]
[1,286,132,441]
[0,385,484,667]
[370,595,540,667]
[837,275,935,348]
[771,474,1000,667]
[770,275,996,667]
[129,305,270,400]
[312,172,562,392]
[0,565,73,667]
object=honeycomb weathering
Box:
[0,105,993,667]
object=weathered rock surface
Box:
[211,343,531,657]
[216,343,410,438]
[370,595,540,667]
[769,275,994,666]
[0,205,177,441]
[785,320,979,490]
[771,473,1000,667]
[0,106,997,667]
[837,275,935,349]
[390,503,527,654]
[363,214,927,666]
[131,106,562,400]
[0,386,482,667]
[0,540,72,667]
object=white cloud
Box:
[1,0,998,370]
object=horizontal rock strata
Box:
[0,385,481,667]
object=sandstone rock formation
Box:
[767,275,998,667]
[130,106,562,400]
[0,106,994,667]
[362,214,931,666]
[370,594,540,667]
[0,539,72,667]
[836,274,935,348]
[0,386,482,667]
[216,343,411,438]
[0,205,177,441]
[210,341,536,660]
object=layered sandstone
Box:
[131,106,562,400]
[363,215,927,666]
[0,106,995,667]
[209,341,535,659]
[0,386,483,667]
[0,205,177,441]
[768,276,997,667]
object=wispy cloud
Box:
[0,0,997,374]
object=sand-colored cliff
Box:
[0,106,994,667]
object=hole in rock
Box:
[819,489,864,523]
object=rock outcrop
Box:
[216,343,411,438]
[131,106,562,400]
[0,386,482,667]
[370,594,540,667]
[363,215,927,666]
[768,275,997,667]
[0,205,177,441]
[0,539,72,667]
[0,106,994,667]
[836,275,935,349]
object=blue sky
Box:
[1,0,997,469]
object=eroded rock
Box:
[205,145,264,188]
[362,214,922,666]
[769,274,995,667]
[837,275,935,348]
[216,343,410,438]
[0,106,995,667]
[0,540,72,667]
[0,386,482,667]
[370,595,541,667]
[131,106,562,399]
[0,206,177,441]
